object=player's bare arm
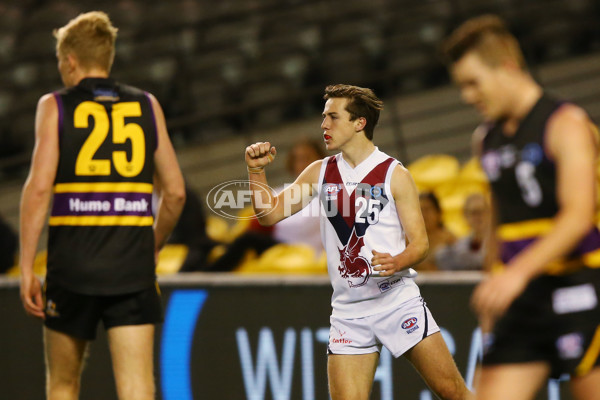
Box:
[19,94,60,318]
[472,105,598,320]
[371,165,429,276]
[471,127,500,269]
[245,141,321,226]
[150,93,186,253]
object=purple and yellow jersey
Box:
[480,94,600,274]
[47,78,158,295]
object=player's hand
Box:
[245,142,276,169]
[471,268,529,324]
[20,273,45,319]
[371,250,399,276]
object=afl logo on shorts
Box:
[402,317,417,329]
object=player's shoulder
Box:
[36,92,59,114]
[550,102,591,128]
[547,102,595,143]
[307,157,327,176]
[546,102,597,157]
[117,81,147,96]
[390,163,412,183]
[389,163,418,199]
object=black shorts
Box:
[43,280,163,341]
[482,267,600,378]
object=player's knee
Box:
[117,381,155,400]
[329,384,369,400]
[47,375,81,400]
[47,371,80,388]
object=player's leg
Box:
[403,332,473,400]
[107,324,156,400]
[103,286,162,400]
[328,352,380,400]
[44,327,88,400]
[475,363,549,400]
[570,367,600,400]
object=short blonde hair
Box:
[441,14,526,70]
[54,11,118,72]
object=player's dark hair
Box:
[324,84,383,140]
[441,14,526,69]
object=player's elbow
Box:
[172,187,186,208]
[256,214,277,227]
[25,177,53,199]
[415,237,430,263]
[564,202,596,238]
[573,210,595,237]
[163,184,186,210]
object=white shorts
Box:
[328,296,440,358]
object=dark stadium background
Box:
[1,0,599,399]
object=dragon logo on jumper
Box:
[338,227,370,288]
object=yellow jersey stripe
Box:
[54,182,153,194]
[49,215,153,226]
[583,248,600,268]
[575,325,600,376]
[497,219,554,241]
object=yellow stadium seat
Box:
[236,244,327,274]
[407,154,460,192]
[226,206,256,242]
[156,244,189,275]
[206,215,230,243]
[458,157,489,187]
[7,251,47,277]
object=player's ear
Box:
[355,117,366,132]
[66,53,79,71]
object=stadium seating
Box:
[1,0,600,274]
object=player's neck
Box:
[340,138,376,168]
[502,80,542,136]
[73,68,110,86]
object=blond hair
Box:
[54,11,118,72]
[324,84,383,140]
[441,14,526,69]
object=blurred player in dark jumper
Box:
[443,14,600,400]
[19,11,185,400]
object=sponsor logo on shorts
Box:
[377,276,404,293]
[553,283,598,315]
[331,329,352,345]
[556,332,584,359]
[331,337,353,344]
[45,299,60,317]
[402,317,417,330]
[402,317,419,334]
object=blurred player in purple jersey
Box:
[443,14,600,400]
